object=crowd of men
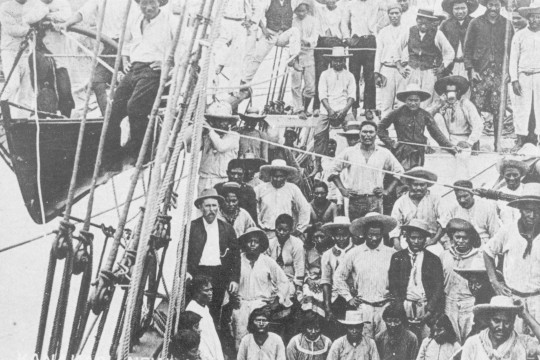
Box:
[2,0,540,359]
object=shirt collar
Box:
[408,249,423,258]
[334,242,353,254]
[361,243,381,252]
[203,217,218,228]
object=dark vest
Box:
[266,0,293,32]
[408,26,442,70]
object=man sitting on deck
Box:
[103,0,177,170]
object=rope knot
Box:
[72,230,93,275]
[52,220,75,259]
[151,215,172,250]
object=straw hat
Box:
[350,212,398,236]
[194,188,225,207]
[336,121,362,137]
[239,107,267,122]
[473,296,521,317]
[204,101,239,123]
[434,75,470,96]
[402,166,438,187]
[417,8,440,19]
[338,310,371,325]
[496,156,529,176]
[445,218,481,248]
[507,183,540,209]
[401,219,433,237]
[441,0,479,15]
[518,0,540,16]
[321,216,351,232]
[238,227,270,253]
[259,159,299,180]
[454,255,488,280]
[396,84,431,102]
[323,47,353,58]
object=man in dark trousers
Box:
[388,219,445,342]
[463,0,513,148]
[187,188,240,324]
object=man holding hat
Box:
[238,108,269,161]
[330,121,404,220]
[313,46,356,176]
[495,156,529,224]
[461,296,539,359]
[390,166,444,250]
[439,218,483,343]
[187,188,240,323]
[509,0,540,151]
[334,212,398,339]
[255,159,311,236]
[389,219,445,341]
[320,216,354,331]
[199,102,240,194]
[327,310,380,360]
[378,84,457,170]
[439,179,500,245]
[231,227,291,349]
[396,9,455,107]
[463,0,513,148]
[375,2,407,118]
[428,75,483,151]
[440,0,478,79]
[484,183,540,333]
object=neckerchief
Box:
[440,101,457,123]
[222,208,240,225]
[479,328,519,360]
[518,219,540,258]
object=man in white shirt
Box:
[398,0,419,28]
[255,159,311,237]
[510,3,540,151]
[375,3,407,117]
[103,0,177,167]
[312,47,356,178]
[0,0,47,117]
[312,0,346,116]
[187,189,240,325]
[334,213,397,338]
[494,156,528,225]
[60,0,136,115]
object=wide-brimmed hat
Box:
[135,0,168,6]
[396,84,431,102]
[239,107,267,122]
[321,216,351,232]
[434,75,470,96]
[350,212,398,236]
[518,0,540,16]
[454,255,488,280]
[323,47,352,58]
[204,101,239,123]
[338,310,371,325]
[446,218,481,248]
[442,0,479,15]
[496,156,529,176]
[259,159,299,180]
[194,188,225,207]
[238,227,270,253]
[403,166,438,187]
[417,8,440,19]
[473,296,521,317]
[507,183,540,209]
[401,219,433,237]
[336,121,362,137]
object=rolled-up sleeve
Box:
[463,99,483,145]
[484,227,507,259]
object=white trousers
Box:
[356,302,387,339]
[378,65,406,117]
[213,18,248,88]
[242,27,301,84]
[1,50,33,118]
[407,67,437,108]
[291,64,315,111]
[445,298,474,344]
[512,72,540,136]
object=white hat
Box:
[473,296,521,316]
[338,310,371,325]
[259,159,299,181]
[350,212,397,236]
[321,216,351,232]
[323,47,353,58]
